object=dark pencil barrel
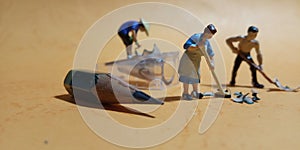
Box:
[63,70,164,104]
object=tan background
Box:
[1,0,300,149]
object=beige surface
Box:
[1,0,300,149]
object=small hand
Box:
[258,65,263,70]
[135,42,141,48]
[232,47,238,54]
[134,45,141,56]
[210,62,215,70]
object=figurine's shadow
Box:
[266,88,284,92]
[266,88,298,92]
[201,83,254,89]
[159,96,212,102]
[54,94,155,118]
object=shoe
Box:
[252,82,264,88]
[233,92,243,98]
[252,95,260,101]
[232,92,254,104]
[251,89,261,101]
[252,93,261,101]
[127,55,133,59]
[232,97,243,103]
[191,91,203,99]
[243,95,254,104]
[232,92,244,103]
[182,94,193,100]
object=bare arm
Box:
[254,41,263,65]
[226,36,242,53]
[130,30,140,47]
[130,30,137,42]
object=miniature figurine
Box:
[118,18,150,59]
[226,26,264,88]
[178,24,217,100]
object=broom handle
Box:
[199,47,225,95]
[237,52,275,84]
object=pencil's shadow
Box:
[54,94,155,118]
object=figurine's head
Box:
[204,24,217,39]
[140,18,150,36]
[247,26,259,40]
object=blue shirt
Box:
[183,33,214,57]
[118,21,140,35]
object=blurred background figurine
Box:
[178,24,217,100]
[118,18,150,59]
[226,26,264,88]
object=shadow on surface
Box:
[54,94,155,118]
[267,88,299,92]
[161,96,181,102]
[225,84,254,89]
[201,83,254,89]
[159,96,213,102]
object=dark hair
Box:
[248,26,259,33]
[206,24,217,34]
